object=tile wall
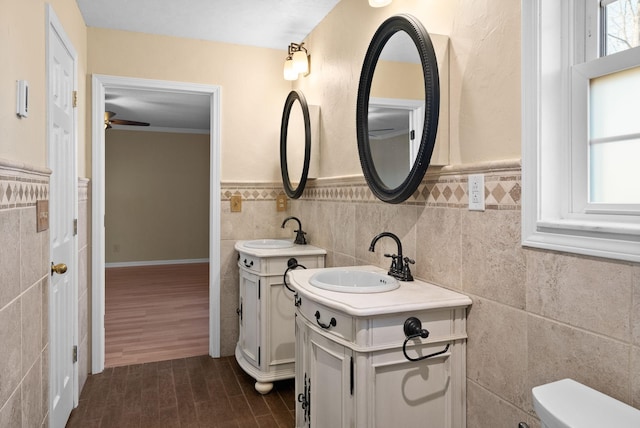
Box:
[222,159,640,427]
[0,160,51,427]
[220,183,298,357]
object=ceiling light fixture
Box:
[369,0,392,7]
[283,42,309,81]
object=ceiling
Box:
[79,0,343,132]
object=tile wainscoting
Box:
[0,159,51,427]
[222,159,639,427]
[0,159,91,427]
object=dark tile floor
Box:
[67,356,295,428]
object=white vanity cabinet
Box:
[234,241,326,394]
[289,266,472,428]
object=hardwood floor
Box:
[67,355,295,428]
[105,263,210,368]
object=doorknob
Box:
[51,262,68,275]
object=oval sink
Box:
[243,239,295,249]
[309,269,399,293]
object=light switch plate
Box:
[230,195,242,212]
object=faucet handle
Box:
[402,257,415,281]
[384,253,398,259]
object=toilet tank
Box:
[532,379,640,428]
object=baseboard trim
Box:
[105,258,210,268]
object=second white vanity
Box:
[288,266,472,428]
[235,239,326,394]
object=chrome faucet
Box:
[369,232,415,281]
[281,216,307,245]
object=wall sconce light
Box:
[369,0,392,7]
[283,42,309,81]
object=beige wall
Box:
[0,0,87,174]
[294,0,520,176]
[371,60,424,100]
[87,28,291,182]
[105,130,210,263]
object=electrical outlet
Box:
[276,194,287,212]
[468,174,485,211]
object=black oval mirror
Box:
[356,14,440,204]
[280,90,311,199]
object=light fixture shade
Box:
[369,0,392,7]
[292,50,309,74]
[283,58,298,81]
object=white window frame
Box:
[522,0,640,263]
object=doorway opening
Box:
[91,75,221,373]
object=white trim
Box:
[521,0,640,263]
[46,1,80,416]
[91,75,221,373]
[105,258,210,268]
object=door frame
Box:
[91,75,221,372]
[46,1,79,411]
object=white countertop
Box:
[289,265,472,317]
[234,240,327,257]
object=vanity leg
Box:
[255,381,274,394]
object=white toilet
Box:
[532,378,640,428]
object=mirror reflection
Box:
[368,31,425,189]
[286,101,306,188]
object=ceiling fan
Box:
[104,111,150,129]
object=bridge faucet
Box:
[281,216,307,245]
[369,232,414,281]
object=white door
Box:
[47,6,77,428]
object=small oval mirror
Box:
[357,14,440,204]
[280,90,311,199]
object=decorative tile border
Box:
[302,160,521,209]
[220,160,521,209]
[221,182,285,201]
[0,159,50,210]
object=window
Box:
[522,0,640,262]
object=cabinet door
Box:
[268,277,295,366]
[239,269,260,368]
[295,315,309,428]
[367,347,451,428]
[308,328,353,428]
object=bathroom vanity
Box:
[235,240,326,394]
[288,266,472,427]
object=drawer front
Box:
[370,310,456,348]
[238,252,261,273]
[265,254,325,276]
[298,298,353,342]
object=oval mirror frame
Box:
[280,90,312,199]
[356,14,440,204]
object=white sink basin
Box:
[309,269,399,293]
[243,239,295,249]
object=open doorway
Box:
[91,75,221,373]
